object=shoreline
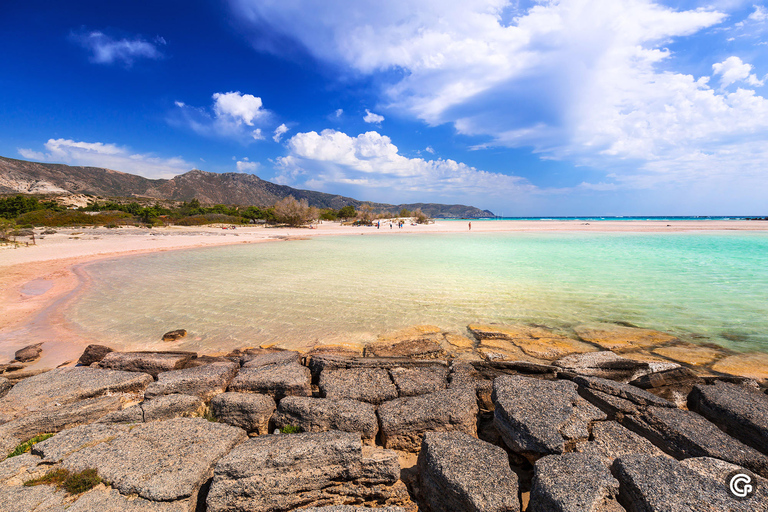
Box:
[2,220,768,368]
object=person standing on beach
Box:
[468,222,471,231]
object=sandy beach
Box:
[2,219,767,368]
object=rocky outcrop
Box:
[689,380,768,455]
[493,375,606,460]
[76,344,114,366]
[227,362,311,400]
[98,351,197,378]
[13,343,42,363]
[320,368,398,404]
[378,388,479,451]
[418,431,520,512]
[145,361,239,401]
[469,324,598,360]
[273,397,379,440]
[529,453,623,512]
[206,431,409,512]
[210,392,276,434]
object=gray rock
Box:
[390,366,448,397]
[0,367,152,420]
[273,396,378,440]
[378,387,479,452]
[448,363,494,410]
[14,343,43,363]
[529,453,623,512]
[99,351,197,377]
[307,355,448,380]
[574,421,666,462]
[622,405,768,478]
[418,431,520,512]
[228,362,311,400]
[0,453,45,483]
[493,375,606,460]
[554,351,667,382]
[0,377,11,398]
[210,392,276,434]
[242,350,301,368]
[581,388,641,417]
[319,368,398,404]
[301,507,406,512]
[206,430,403,512]
[0,484,67,512]
[361,445,400,484]
[573,376,674,408]
[77,344,114,366]
[66,487,192,511]
[688,380,768,456]
[145,361,239,401]
[628,366,702,389]
[613,454,767,511]
[99,394,206,424]
[97,403,144,424]
[63,417,246,501]
[33,423,129,462]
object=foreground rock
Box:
[210,392,276,434]
[14,343,43,363]
[418,431,520,512]
[378,388,479,451]
[77,344,114,366]
[530,453,623,512]
[554,351,676,382]
[613,454,768,511]
[274,397,378,440]
[98,351,197,378]
[228,362,311,400]
[689,381,768,455]
[145,361,239,401]
[469,324,597,360]
[320,368,398,404]
[389,366,448,397]
[206,431,410,512]
[99,394,206,424]
[574,421,666,462]
[493,375,606,460]
[60,418,246,502]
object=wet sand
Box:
[2,220,767,368]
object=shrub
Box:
[7,433,54,458]
[273,196,318,227]
[413,208,430,224]
[279,425,302,434]
[337,205,356,219]
[173,214,245,226]
[25,468,102,495]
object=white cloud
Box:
[713,56,765,88]
[70,30,165,66]
[18,139,192,179]
[749,5,768,22]
[236,158,259,172]
[171,91,271,142]
[425,146,435,154]
[274,129,533,203]
[273,123,289,142]
[363,109,384,124]
[335,108,344,117]
[230,0,768,198]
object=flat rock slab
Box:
[418,431,520,512]
[320,368,398,404]
[307,355,447,379]
[364,338,446,359]
[62,417,246,501]
[389,366,448,397]
[378,388,479,452]
[573,325,677,352]
[573,375,675,408]
[34,423,130,462]
[100,393,206,424]
[574,421,666,462]
[493,375,606,460]
[273,396,378,440]
[145,361,239,401]
[622,405,768,478]
[206,430,402,512]
[652,345,723,366]
[14,343,43,363]
[613,454,768,511]
[210,392,276,434]
[0,484,67,512]
[530,453,623,512]
[242,350,301,368]
[228,362,311,400]
[711,352,768,385]
[469,324,598,360]
[77,344,114,366]
[0,367,152,419]
[98,351,198,378]
[554,351,676,382]
[64,487,192,511]
[689,381,768,456]
[302,507,406,512]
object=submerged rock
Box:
[573,324,677,352]
[161,329,187,342]
[469,324,598,360]
[14,343,43,363]
[711,352,768,385]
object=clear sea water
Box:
[66,232,768,354]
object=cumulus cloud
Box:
[18,139,191,179]
[749,5,768,22]
[273,123,289,142]
[236,158,259,172]
[274,129,534,204]
[70,30,165,66]
[363,109,384,124]
[171,91,271,142]
[229,0,768,197]
[712,56,765,88]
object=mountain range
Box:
[0,156,494,218]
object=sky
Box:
[1,0,767,216]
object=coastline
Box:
[2,220,767,368]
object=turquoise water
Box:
[67,232,768,354]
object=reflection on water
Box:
[67,232,768,354]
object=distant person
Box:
[377,221,380,229]
[468,222,472,231]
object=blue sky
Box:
[1,0,767,215]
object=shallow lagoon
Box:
[68,232,768,354]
